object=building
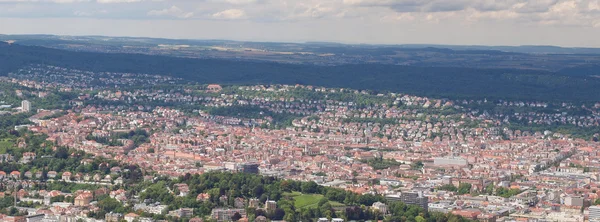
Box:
[105,213,123,222]
[2,216,25,222]
[169,208,194,218]
[240,163,259,174]
[74,193,93,206]
[386,192,428,210]
[210,208,246,222]
[25,214,44,222]
[590,206,600,222]
[265,200,277,213]
[372,202,388,214]
[207,84,223,93]
[428,203,453,213]
[565,196,585,207]
[21,100,31,112]
[248,198,260,208]
[433,157,468,166]
[124,213,139,222]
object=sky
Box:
[1,0,600,47]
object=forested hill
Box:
[1,42,599,102]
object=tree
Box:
[231,212,242,221]
[484,183,494,195]
[301,181,318,193]
[457,183,472,195]
[8,207,18,216]
[438,184,457,192]
[270,208,285,220]
[410,161,424,170]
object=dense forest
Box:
[1,42,599,102]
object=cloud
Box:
[74,9,107,16]
[97,0,142,3]
[223,0,259,4]
[148,6,194,18]
[0,0,90,3]
[212,8,245,19]
[1,0,600,30]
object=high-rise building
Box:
[590,206,600,222]
[386,192,428,211]
[21,100,31,112]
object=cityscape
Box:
[2,0,600,221]
[0,63,598,222]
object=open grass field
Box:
[284,192,345,209]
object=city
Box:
[0,64,598,221]
[2,0,600,221]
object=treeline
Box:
[2,42,600,102]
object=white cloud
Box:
[0,0,90,3]
[148,6,194,18]
[2,0,600,47]
[212,8,245,19]
[97,0,142,3]
[223,0,258,5]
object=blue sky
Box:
[1,0,600,47]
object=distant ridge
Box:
[2,34,600,54]
[1,42,600,102]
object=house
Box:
[174,183,189,196]
[124,213,139,222]
[21,152,36,163]
[35,171,43,179]
[197,193,210,202]
[47,171,57,179]
[74,173,84,181]
[74,192,93,206]
[207,84,223,93]
[62,172,72,181]
[248,198,260,208]
[10,171,21,179]
[24,171,32,178]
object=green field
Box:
[284,192,345,209]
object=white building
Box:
[590,206,600,222]
[433,157,467,166]
[372,202,388,214]
[22,100,31,112]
